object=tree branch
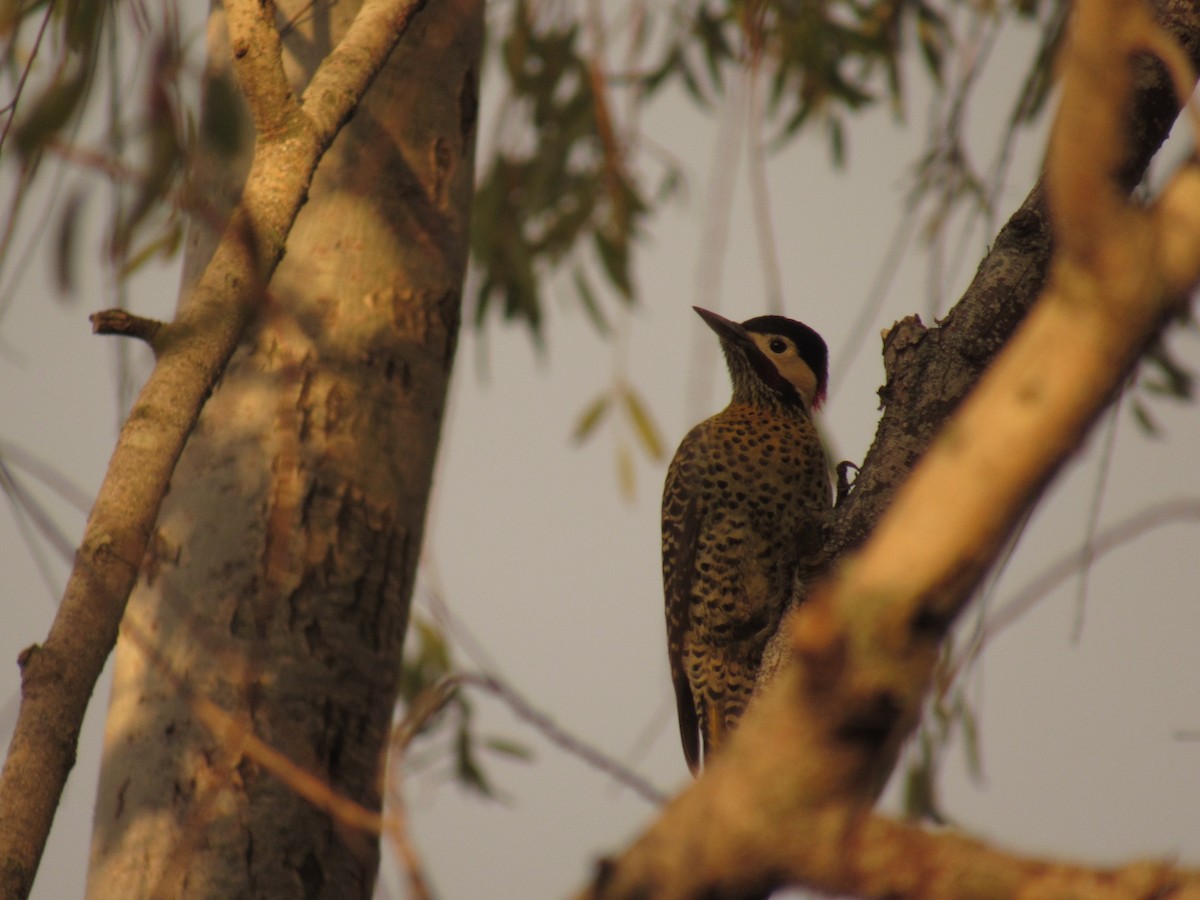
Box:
[300,0,430,140]
[0,1,430,895]
[585,0,1200,895]
[828,0,1200,560]
[592,805,1200,900]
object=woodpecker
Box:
[662,306,831,774]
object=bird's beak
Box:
[693,307,751,349]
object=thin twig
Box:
[385,754,436,900]
[460,672,668,806]
[0,441,93,513]
[687,70,747,422]
[0,4,55,154]
[746,63,783,315]
[415,574,667,805]
[828,201,919,400]
[951,497,1200,685]
[1072,393,1122,641]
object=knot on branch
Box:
[835,690,903,751]
[880,315,928,395]
[790,598,847,691]
[90,309,166,352]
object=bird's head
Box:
[694,306,828,412]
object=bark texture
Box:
[86,1,482,896]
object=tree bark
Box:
[86,1,482,896]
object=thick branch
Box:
[828,0,1200,560]
[591,805,1200,899]
[0,2,429,896]
[587,0,1200,896]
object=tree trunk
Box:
[86,1,482,896]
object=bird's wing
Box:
[662,432,706,774]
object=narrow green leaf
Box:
[828,116,846,167]
[957,692,984,781]
[621,386,665,460]
[640,45,680,98]
[117,219,183,279]
[777,99,813,144]
[655,166,684,204]
[572,269,610,336]
[901,731,947,823]
[53,190,86,296]
[902,759,935,821]
[572,393,612,444]
[917,14,945,85]
[201,71,245,158]
[14,67,89,159]
[594,230,632,299]
[415,617,452,677]
[675,53,708,108]
[65,0,109,52]
[484,737,534,761]
[455,723,494,797]
[1130,399,1162,438]
[616,443,636,501]
[694,7,730,96]
[1143,344,1194,400]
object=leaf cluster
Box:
[471,0,651,342]
[640,0,952,165]
[0,3,247,306]
[3,0,111,160]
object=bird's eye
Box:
[768,338,787,354]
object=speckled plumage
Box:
[663,308,831,773]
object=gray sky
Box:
[3,7,1200,899]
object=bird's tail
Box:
[701,699,749,767]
